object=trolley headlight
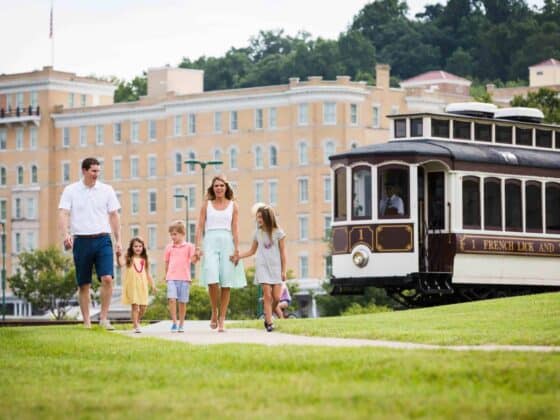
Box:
[351,248,369,268]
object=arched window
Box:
[269,145,278,167]
[0,167,6,185]
[352,166,372,219]
[484,178,502,230]
[255,145,263,168]
[17,166,24,185]
[462,176,480,229]
[379,165,409,218]
[525,181,542,232]
[324,141,335,164]
[334,167,347,221]
[213,149,222,172]
[505,179,522,231]
[229,147,238,170]
[546,182,560,233]
[31,165,38,183]
[298,141,308,165]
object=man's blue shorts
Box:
[72,234,114,286]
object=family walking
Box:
[58,158,289,333]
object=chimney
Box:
[375,64,391,89]
[307,76,323,85]
[289,77,300,87]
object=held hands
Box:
[230,250,240,266]
[63,234,73,251]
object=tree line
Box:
[114,0,560,102]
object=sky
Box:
[0,0,546,81]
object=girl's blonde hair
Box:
[125,237,149,267]
[257,205,279,241]
[206,175,234,200]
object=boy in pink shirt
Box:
[164,221,196,333]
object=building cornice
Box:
[0,78,115,96]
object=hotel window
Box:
[6,94,12,110]
[16,128,24,150]
[255,109,263,129]
[150,263,157,278]
[130,156,139,178]
[174,115,182,136]
[80,94,86,107]
[254,181,264,203]
[31,165,38,184]
[14,198,22,219]
[269,145,278,167]
[189,222,196,244]
[174,187,183,211]
[230,111,238,131]
[68,93,74,108]
[505,179,522,231]
[410,118,423,137]
[187,151,196,173]
[214,112,222,132]
[350,104,358,125]
[26,197,36,219]
[0,129,7,149]
[372,106,380,128]
[15,232,21,254]
[525,181,542,232]
[298,216,309,241]
[26,232,36,251]
[147,226,157,250]
[0,199,6,221]
[462,176,480,229]
[188,113,196,135]
[130,225,140,238]
[62,162,70,183]
[323,141,335,164]
[148,120,156,140]
[298,103,309,125]
[545,182,560,233]
[475,123,491,142]
[325,255,333,278]
[131,121,139,142]
[17,166,24,185]
[175,152,182,174]
[323,215,332,239]
[255,146,263,169]
[31,92,38,108]
[269,107,277,128]
[269,180,278,205]
[495,125,512,144]
[148,155,157,177]
[229,147,238,170]
[16,93,24,108]
[113,123,122,143]
[516,127,532,146]
[299,255,309,278]
[298,177,309,203]
[213,149,222,172]
[323,176,332,202]
[79,126,87,147]
[323,102,336,125]
[63,127,70,148]
[130,191,139,215]
[188,186,196,210]
[115,192,122,214]
[432,119,450,138]
[0,167,6,185]
[96,125,104,145]
[298,141,309,165]
[113,158,122,180]
[98,158,104,180]
[453,120,471,140]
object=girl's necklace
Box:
[132,258,145,273]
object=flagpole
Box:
[50,0,54,68]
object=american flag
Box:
[49,4,53,38]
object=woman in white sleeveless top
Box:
[194,175,246,332]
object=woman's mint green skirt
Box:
[201,229,247,288]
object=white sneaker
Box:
[99,319,115,331]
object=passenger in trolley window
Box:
[379,184,404,216]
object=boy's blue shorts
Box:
[72,235,114,286]
[167,280,191,303]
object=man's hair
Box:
[81,157,100,171]
[168,220,186,235]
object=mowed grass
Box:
[0,326,559,419]
[239,292,560,345]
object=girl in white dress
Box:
[236,205,287,332]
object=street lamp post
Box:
[184,160,223,201]
[1,221,6,321]
[173,194,189,240]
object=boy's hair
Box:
[81,157,100,170]
[206,175,234,200]
[257,205,279,240]
[168,220,186,235]
[125,237,149,267]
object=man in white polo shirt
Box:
[58,157,122,329]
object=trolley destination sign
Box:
[456,234,560,257]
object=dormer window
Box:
[410,118,423,137]
[394,119,406,138]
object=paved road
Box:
[118,320,560,352]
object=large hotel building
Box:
[0,63,475,316]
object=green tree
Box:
[8,247,77,319]
[114,75,147,103]
[511,88,560,123]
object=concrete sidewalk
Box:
[118,320,560,352]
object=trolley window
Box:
[474,123,491,142]
[505,180,522,231]
[462,177,480,229]
[525,181,542,232]
[352,166,372,220]
[453,120,471,140]
[378,166,409,218]
[431,119,450,138]
[546,182,560,234]
[556,131,560,149]
[334,167,347,221]
[484,178,502,230]
[496,125,512,144]
[394,119,406,138]
[536,129,552,148]
[410,118,423,137]
[516,127,532,146]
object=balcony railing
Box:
[0,106,40,118]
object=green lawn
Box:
[239,292,560,346]
[0,326,559,419]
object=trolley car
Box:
[329,103,560,306]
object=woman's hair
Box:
[168,220,186,235]
[206,175,234,200]
[125,237,149,267]
[257,206,279,240]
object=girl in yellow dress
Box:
[118,237,156,333]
